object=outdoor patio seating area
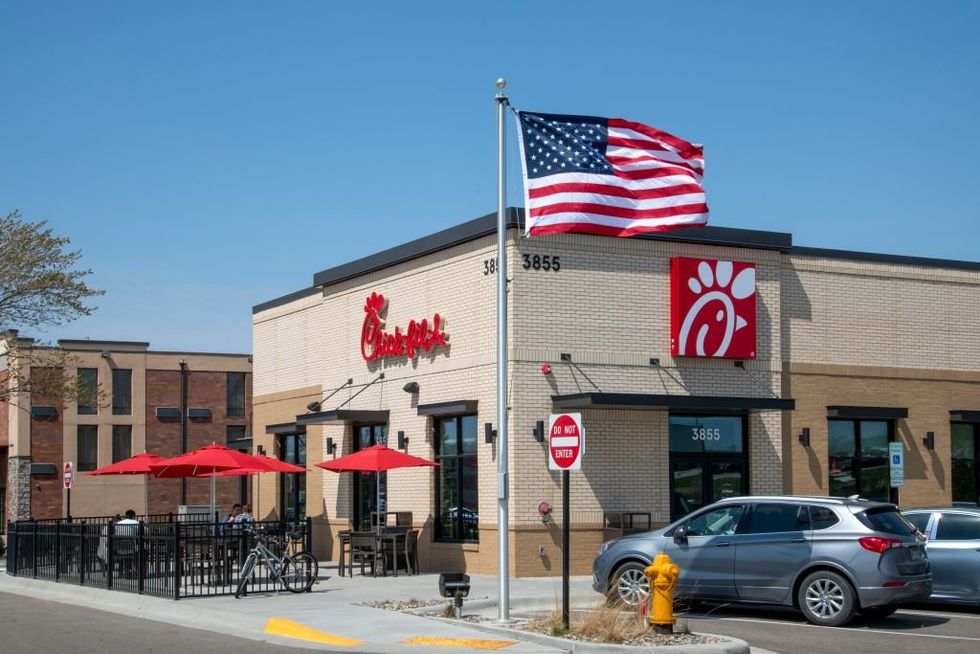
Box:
[4,516,312,599]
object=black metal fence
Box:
[4,516,313,599]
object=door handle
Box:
[714,541,732,547]
[790,538,806,543]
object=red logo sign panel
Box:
[548,413,584,471]
[670,257,756,359]
[360,292,449,362]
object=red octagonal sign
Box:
[548,413,584,471]
[63,461,74,490]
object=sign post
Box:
[549,413,584,631]
[63,461,74,521]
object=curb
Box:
[431,618,750,654]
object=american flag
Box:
[516,111,707,237]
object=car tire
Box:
[798,570,857,627]
[607,561,650,608]
[860,605,898,619]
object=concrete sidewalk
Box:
[0,563,749,653]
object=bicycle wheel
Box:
[281,552,318,593]
[235,553,257,598]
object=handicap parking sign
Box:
[889,442,904,487]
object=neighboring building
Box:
[1,335,252,526]
[251,208,980,576]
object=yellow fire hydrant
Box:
[644,552,680,633]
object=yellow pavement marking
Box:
[263,617,365,646]
[401,636,517,649]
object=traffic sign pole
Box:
[562,468,570,630]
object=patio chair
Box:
[349,533,381,577]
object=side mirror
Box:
[673,524,688,544]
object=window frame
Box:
[828,418,897,503]
[111,368,132,415]
[226,372,246,418]
[434,414,479,543]
[77,368,98,415]
[77,425,99,472]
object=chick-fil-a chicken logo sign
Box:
[360,292,449,362]
[670,258,756,359]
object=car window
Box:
[741,503,808,534]
[903,512,931,534]
[936,513,980,540]
[858,507,916,535]
[686,505,744,536]
[809,505,840,530]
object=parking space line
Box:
[263,617,365,646]
[401,636,518,649]
[694,616,980,642]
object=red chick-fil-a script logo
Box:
[360,292,449,362]
[670,257,756,359]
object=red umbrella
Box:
[86,452,166,516]
[316,444,437,533]
[150,444,273,519]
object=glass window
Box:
[669,416,743,454]
[742,503,807,534]
[809,506,840,530]
[936,513,980,541]
[226,372,246,418]
[435,414,479,542]
[77,368,98,415]
[352,425,386,530]
[77,425,98,471]
[111,369,132,415]
[829,419,893,502]
[685,505,744,537]
[112,425,132,463]
[226,425,247,444]
[278,432,307,522]
[951,423,978,505]
[858,507,916,535]
[904,512,932,534]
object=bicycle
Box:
[235,526,318,598]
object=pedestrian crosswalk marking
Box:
[263,617,365,646]
[401,636,517,649]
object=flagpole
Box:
[495,77,511,623]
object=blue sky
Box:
[2,2,978,353]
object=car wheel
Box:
[798,570,857,627]
[608,561,650,608]
[860,605,898,619]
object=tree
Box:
[1,210,105,406]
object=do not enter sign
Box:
[63,461,74,490]
[548,413,584,471]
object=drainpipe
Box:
[178,359,189,506]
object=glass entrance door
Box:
[353,424,388,531]
[669,415,747,521]
[278,433,306,521]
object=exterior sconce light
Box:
[397,430,409,450]
[922,431,935,451]
[256,444,265,455]
[798,427,811,448]
[484,422,496,444]
[403,381,419,394]
[326,437,337,456]
[533,420,545,443]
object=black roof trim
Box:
[950,410,980,423]
[827,405,908,420]
[416,400,479,417]
[552,393,794,412]
[792,246,980,272]
[296,409,390,426]
[309,208,792,290]
[265,421,306,434]
[252,286,321,314]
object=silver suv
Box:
[593,496,931,626]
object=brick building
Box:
[1,335,252,527]
[251,208,980,576]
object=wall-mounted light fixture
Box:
[533,420,545,443]
[922,431,935,451]
[397,430,409,450]
[484,422,496,444]
[559,353,572,362]
[326,437,337,456]
[649,357,660,366]
[402,381,419,394]
[256,444,265,455]
[733,360,745,369]
[100,350,111,359]
[798,427,811,448]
